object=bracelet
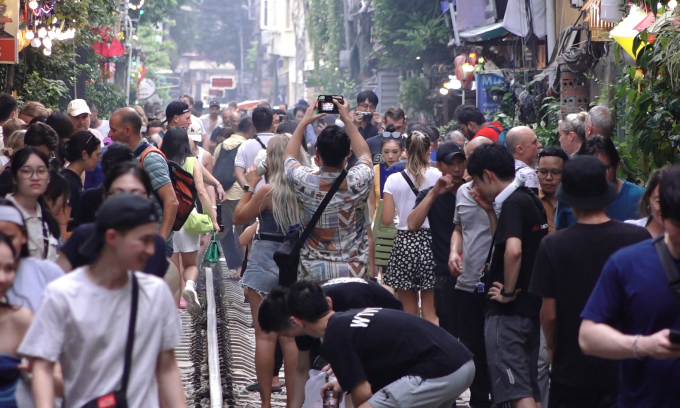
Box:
[501,289,516,298]
[632,334,643,360]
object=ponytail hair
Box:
[405,130,431,188]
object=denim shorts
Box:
[240,240,281,294]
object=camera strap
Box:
[400,171,420,196]
[653,234,680,308]
[122,273,139,395]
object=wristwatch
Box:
[501,289,517,298]
[243,184,252,193]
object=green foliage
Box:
[306,67,360,97]
[398,76,433,117]
[19,72,70,110]
[372,0,448,70]
[305,0,349,93]
[85,81,127,118]
[604,25,680,182]
[245,41,258,70]
[134,0,179,25]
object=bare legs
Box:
[395,289,438,325]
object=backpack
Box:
[212,141,241,190]
[487,125,509,146]
[135,142,198,231]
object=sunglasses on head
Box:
[382,131,401,139]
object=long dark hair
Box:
[10,148,60,239]
[102,162,153,196]
[160,127,193,166]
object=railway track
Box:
[176,255,287,407]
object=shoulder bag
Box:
[274,170,348,287]
[81,273,139,408]
[400,170,420,196]
[653,235,680,306]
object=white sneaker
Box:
[182,286,202,317]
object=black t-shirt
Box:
[366,135,406,165]
[415,187,458,276]
[358,123,379,140]
[61,223,169,278]
[321,308,472,394]
[0,166,13,196]
[295,278,403,352]
[487,187,548,318]
[75,186,105,226]
[529,220,650,388]
[60,169,84,229]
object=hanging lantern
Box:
[38,26,47,38]
[25,30,35,40]
[43,48,51,56]
[42,37,52,49]
[28,0,39,10]
[30,38,41,48]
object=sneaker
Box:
[183,286,202,317]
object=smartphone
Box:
[318,95,344,114]
[669,329,680,343]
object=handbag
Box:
[205,230,222,264]
[274,169,348,287]
[184,210,213,235]
[81,273,138,408]
[653,234,680,306]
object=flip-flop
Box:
[245,382,283,393]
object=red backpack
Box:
[137,144,198,231]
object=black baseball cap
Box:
[79,194,159,256]
[555,156,618,210]
[436,141,466,164]
[163,101,190,124]
[209,100,220,108]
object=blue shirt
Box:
[581,239,680,407]
[555,180,644,230]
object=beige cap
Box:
[67,99,91,117]
[187,116,202,142]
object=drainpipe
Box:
[546,0,556,60]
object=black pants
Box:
[434,274,458,337]
[549,380,617,408]
[456,288,492,408]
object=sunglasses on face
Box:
[382,131,402,139]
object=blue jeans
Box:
[217,200,245,269]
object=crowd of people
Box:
[0,88,679,408]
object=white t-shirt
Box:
[19,268,181,408]
[6,195,58,261]
[5,257,64,311]
[88,128,104,144]
[200,114,223,134]
[234,133,274,170]
[383,167,442,230]
[93,120,110,140]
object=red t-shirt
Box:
[473,122,503,142]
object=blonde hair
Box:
[559,111,587,142]
[2,118,26,140]
[19,101,51,121]
[2,130,26,159]
[405,130,431,188]
[267,134,305,230]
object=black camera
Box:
[317,95,344,114]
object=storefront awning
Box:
[454,22,509,43]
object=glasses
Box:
[357,103,376,110]
[18,166,49,179]
[537,169,562,178]
[382,131,401,139]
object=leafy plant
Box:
[20,72,70,110]
[398,76,433,117]
[85,81,127,118]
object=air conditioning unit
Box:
[571,0,585,7]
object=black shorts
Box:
[485,314,541,405]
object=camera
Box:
[317,95,344,114]
[355,111,373,120]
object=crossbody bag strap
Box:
[298,170,348,245]
[653,235,680,307]
[121,273,139,395]
[253,135,266,149]
[400,170,419,196]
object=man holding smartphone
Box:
[579,165,680,408]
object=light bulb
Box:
[52,16,58,23]
[43,38,52,49]
[439,87,449,95]
[669,0,678,9]
[38,27,47,38]
[30,38,41,48]
[28,0,38,9]
[47,29,56,39]
[25,31,35,40]
[462,63,474,73]
[43,48,51,56]
[451,79,462,89]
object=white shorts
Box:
[172,227,200,253]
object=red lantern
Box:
[454,54,474,89]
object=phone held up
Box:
[317,95,344,114]
[669,329,680,343]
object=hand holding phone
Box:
[669,329,680,344]
[317,95,344,114]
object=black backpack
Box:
[213,143,240,190]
